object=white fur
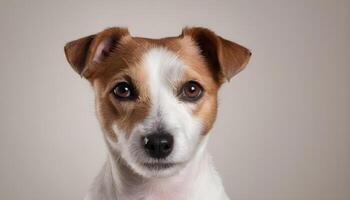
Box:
[86,47,230,200]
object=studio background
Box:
[0,0,349,200]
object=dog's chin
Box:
[131,160,186,178]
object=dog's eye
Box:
[180,81,203,102]
[112,82,137,100]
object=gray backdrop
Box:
[0,0,349,200]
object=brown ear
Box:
[181,27,251,82]
[64,34,95,75]
[64,27,130,78]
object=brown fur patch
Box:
[91,38,153,141]
[174,37,220,135]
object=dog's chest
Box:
[118,170,226,200]
[119,176,195,200]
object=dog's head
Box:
[64,27,251,178]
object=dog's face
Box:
[64,27,251,178]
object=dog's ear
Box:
[64,27,130,78]
[181,27,251,82]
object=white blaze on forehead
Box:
[142,47,185,113]
[142,47,184,97]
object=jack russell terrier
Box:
[64,27,251,200]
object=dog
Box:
[64,27,251,200]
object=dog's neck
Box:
[86,140,229,200]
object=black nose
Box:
[143,133,174,159]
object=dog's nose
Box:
[143,133,174,159]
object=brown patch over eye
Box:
[180,81,204,102]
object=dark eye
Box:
[112,82,137,100]
[180,81,204,102]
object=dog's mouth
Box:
[142,162,176,170]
